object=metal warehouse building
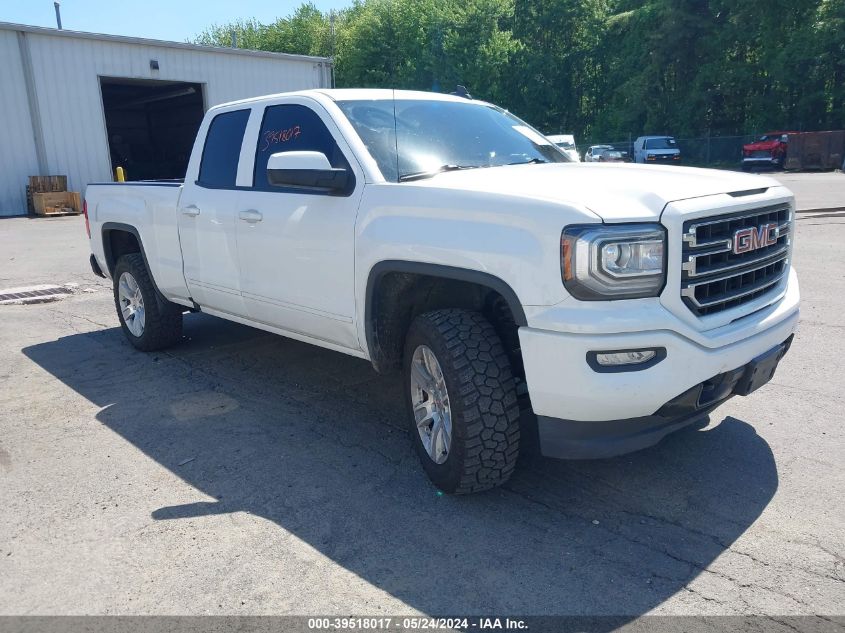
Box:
[0,22,333,216]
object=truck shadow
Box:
[23,313,778,617]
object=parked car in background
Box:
[547,134,580,162]
[753,130,845,172]
[634,136,681,164]
[598,149,629,163]
[742,132,793,171]
[584,144,614,162]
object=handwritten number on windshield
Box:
[261,125,301,152]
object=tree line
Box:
[195,0,845,142]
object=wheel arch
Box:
[101,222,165,299]
[364,260,527,374]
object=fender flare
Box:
[101,222,166,299]
[364,260,527,364]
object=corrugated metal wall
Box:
[0,24,331,216]
[0,31,41,215]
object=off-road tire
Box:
[113,253,183,351]
[403,309,521,494]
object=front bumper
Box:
[535,335,793,459]
[646,154,682,164]
[742,156,780,166]
[519,266,799,458]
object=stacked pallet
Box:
[27,176,82,216]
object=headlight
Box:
[561,224,666,300]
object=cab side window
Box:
[253,104,351,192]
[198,109,250,188]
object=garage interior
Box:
[100,77,205,181]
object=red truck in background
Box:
[743,130,845,171]
[741,132,794,171]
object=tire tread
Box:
[407,309,520,494]
[114,253,182,352]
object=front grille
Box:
[749,150,772,158]
[681,204,791,317]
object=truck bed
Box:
[86,180,187,300]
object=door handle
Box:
[239,209,263,223]
[181,205,200,217]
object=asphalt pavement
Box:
[774,172,845,212]
[0,195,843,619]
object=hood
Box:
[743,139,782,152]
[412,163,782,222]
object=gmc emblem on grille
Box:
[733,223,779,254]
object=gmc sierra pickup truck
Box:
[85,89,800,494]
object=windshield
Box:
[336,98,568,182]
[644,137,677,150]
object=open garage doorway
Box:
[100,77,205,181]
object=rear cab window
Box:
[198,109,250,188]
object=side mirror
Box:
[266,151,349,192]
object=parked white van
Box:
[634,136,681,164]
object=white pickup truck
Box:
[85,89,799,494]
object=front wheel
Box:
[403,309,520,494]
[113,253,183,351]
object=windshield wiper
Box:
[507,158,549,165]
[398,164,480,182]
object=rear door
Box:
[177,108,250,315]
[235,98,364,350]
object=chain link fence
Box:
[578,134,763,169]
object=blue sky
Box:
[2,0,351,43]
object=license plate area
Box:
[734,335,793,396]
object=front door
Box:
[235,101,363,350]
[177,108,250,315]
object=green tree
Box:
[195,3,335,58]
[193,0,845,142]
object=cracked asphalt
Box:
[0,209,843,618]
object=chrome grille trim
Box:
[683,208,788,246]
[681,204,792,317]
[681,257,787,308]
[682,231,789,277]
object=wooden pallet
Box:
[27,175,69,213]
[31,191,81,216]
[29,175,68,193]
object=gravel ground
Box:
[0,211,842,618]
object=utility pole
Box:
[329,10,336,88]
[330,10,336,58]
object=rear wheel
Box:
[403,309,520,494]
[113,253,183,351]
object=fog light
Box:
[587,348,666,372]
[595,350,656,366]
